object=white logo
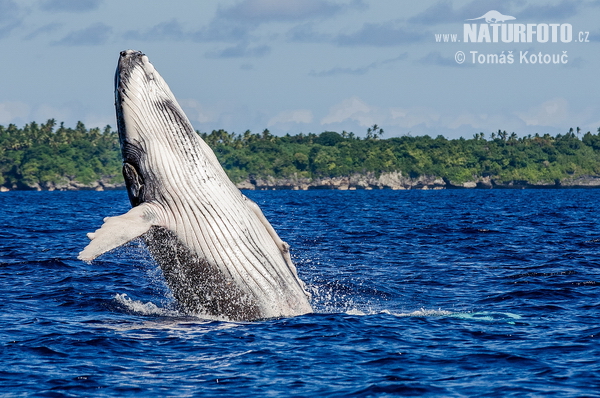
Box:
[466,10,516,23]
[432,8,591,65]
[463,10,572,43]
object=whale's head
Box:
[115,50,208,207]
[115,50,181,149]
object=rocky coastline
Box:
[3,172,600,192]
[0,177,125,192]
[234,172,600,191]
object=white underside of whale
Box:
[79,50,312,321]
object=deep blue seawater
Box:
[1,189,599,397]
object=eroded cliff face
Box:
[234,173,600,191]
[237,172,445,191]
[4,173,600,192]
[3,177,125,192]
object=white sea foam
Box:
[387,308,454,317]
[345,308,367,316]
[344,308,452,317]
[344,307,522,323]
[114,293,179,317]
[449,311,522,322]
[113,293,255,324]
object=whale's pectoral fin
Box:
[243,196,289,256]
[78,203,157,262]
[243,195,311,299]
[242,195,302,278]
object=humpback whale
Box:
[79,50,312,321]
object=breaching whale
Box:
[79,50,312,321]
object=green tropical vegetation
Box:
[0,119,122,189]
[2,119,600,190]
[202,125,600,185]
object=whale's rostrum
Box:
[78,50,312,321]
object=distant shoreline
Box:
[3,173,600,192]
[231,172,600,191]
[5,121,600,194]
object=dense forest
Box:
[2,119,600,190]
[0,119,122,190]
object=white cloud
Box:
[310,53,408,76]
[81,114,114,129]
[315,95,585,138]
[446,113,489,130]
[0,102,115,128]
[517,98,569,126]
[267,109,313,126]
[0,0,25,38]
[179,99,213,124]
[206,42,271,58]
[390,107,440,128]
[0,101,30,124]
[124,19,187,41]
[40,0,102,13]
[335,21,427,46]
[321,96,375,126]
[33,103,72,123]
[218,0,343,24]
[52,22,112,46]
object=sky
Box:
[1,0,599,139]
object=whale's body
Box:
[79,50,312,321]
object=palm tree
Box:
[367,124,384,140]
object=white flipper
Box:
[78,204,157,262]
[242,195,306,290]
[243,196,290,257]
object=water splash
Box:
[113,293,179,317]
[345,307,522,323]
[449,311,522,323]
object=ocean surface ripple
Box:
[1,189,599,397]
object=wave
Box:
[113,293,179,317]
[112,294,262,323]
[345,308,522,323]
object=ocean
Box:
[0,189,599,397]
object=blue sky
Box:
[0,0,599,139]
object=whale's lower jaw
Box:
[143,226,309,321]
